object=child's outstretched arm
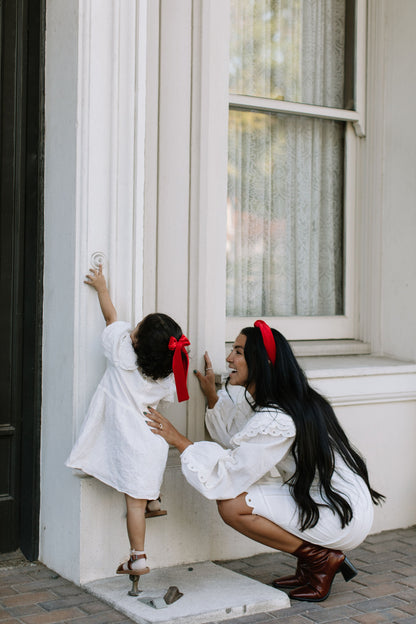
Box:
[84,265,117,325]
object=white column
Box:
[142,0,230,441]
[42,0,148,583]
[188,0,230,440]
[75,0,146,426]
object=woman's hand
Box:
[193,351,218,408]
[145,407,192,453]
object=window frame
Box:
[226,0,366,342]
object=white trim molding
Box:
[74,0,147,433]
[303,355,416,407]
[358,0,386,352]
[353,0,368,137]
[188,0,230,440]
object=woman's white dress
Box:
[66,321,175,499]
[181,387,374,550]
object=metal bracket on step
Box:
[164,586,183,605]
[128,574,142,597]
[138,586,183,609]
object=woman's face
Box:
[226,333,250,389]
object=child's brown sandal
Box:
[116,553,150,576]
[145,496,167,518]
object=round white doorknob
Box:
[90,251,106,269]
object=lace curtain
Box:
[227,0,346,317]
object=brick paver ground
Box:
[0,526,415,624]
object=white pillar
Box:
[42,0,147,583]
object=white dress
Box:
[66,321,175,499]
[181,387,374,550]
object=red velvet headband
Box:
[168,335,190,402]
[254,320,276,365]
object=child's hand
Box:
[84,264,107,293]
[84,264,117,324]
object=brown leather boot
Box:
[271,559,309,589]
[288,541,357,602]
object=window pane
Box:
[229,0,346,108]
[227,109,344,317]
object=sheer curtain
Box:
[227,0,345,317]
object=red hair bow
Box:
[168,335,190,402]
[254,320,276,365]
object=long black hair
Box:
[239,325,384,531]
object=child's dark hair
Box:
[133,313,183,380]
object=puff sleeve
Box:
[101,321,137,370]
[205,387,253,448]
[181,409,296,500]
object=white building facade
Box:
[41,0,416,585]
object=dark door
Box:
[0,0,44,559]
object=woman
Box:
[146,320,384,602]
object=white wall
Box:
[339,400,416,534]
[41,0,82,583]
[380,0,416,362]
[306,357,416,533]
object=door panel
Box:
[0,0,21,554]
[0,0,43,558]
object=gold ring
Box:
[159,423,163,430]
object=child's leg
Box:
[125,495,147,550]
[117,495,149,573]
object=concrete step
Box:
[84,560,289,624]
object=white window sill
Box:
[300,353,416,376]
[226,339,372,358]
[291,339,371,357]
[219,350,416,407]
[300,354,416,406]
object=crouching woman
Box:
[146,321,384,602]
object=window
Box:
[226,0,365,341]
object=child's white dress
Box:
[66,321,175,499]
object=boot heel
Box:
[340,557,357,582]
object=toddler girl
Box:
[66,265,190,576]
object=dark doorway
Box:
[0,0,44,559]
